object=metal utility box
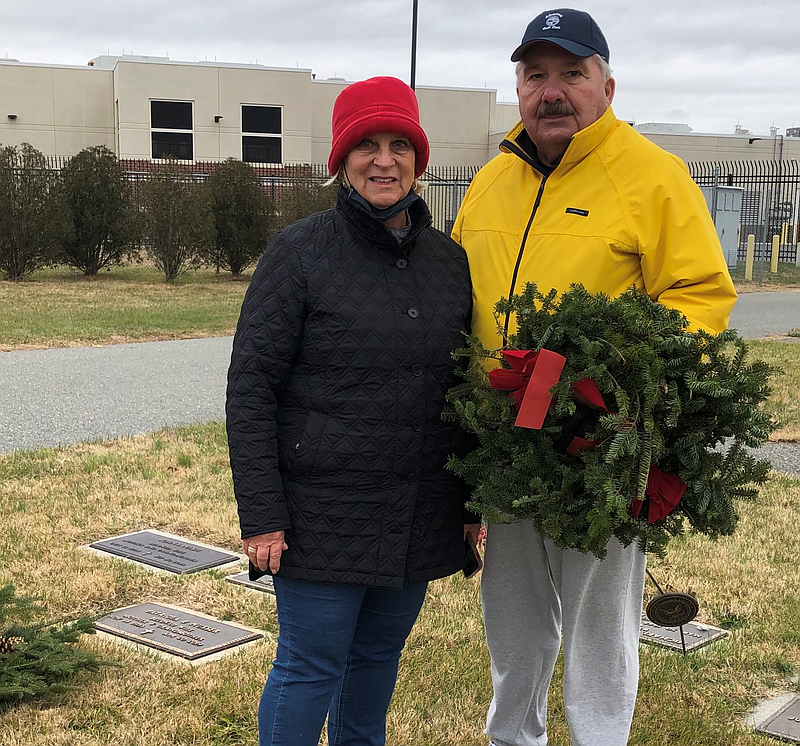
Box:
[700,185,743,269]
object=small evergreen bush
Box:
[139,159,213,282]
[0,143,65,281]
[206,158,276,276]
[274,177,336,231]
[59,145,136,275]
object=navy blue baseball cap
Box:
[511,8,610,63]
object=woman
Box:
[226,76,479,746]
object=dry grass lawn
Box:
[730,261,800,293]
[748,340,800,441]
[0,424,799,745]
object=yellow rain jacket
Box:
[452,107,737,352]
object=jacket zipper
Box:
[502,175,547,341]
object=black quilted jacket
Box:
[226,187,475,588]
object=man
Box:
[451,8,736,746]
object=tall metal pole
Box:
[410,0,419,90]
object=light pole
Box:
[410,0,419,90]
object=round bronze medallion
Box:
[646,592,699,627]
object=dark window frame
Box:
[241,104,283,164]
[151,99,194,161]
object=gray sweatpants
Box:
[481,521,647,746]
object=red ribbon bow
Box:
[629,465,688,523]
[488,349,566,429]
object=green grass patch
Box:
[2,259,799,350]
[0,264,249,349]
[0,426,799,744]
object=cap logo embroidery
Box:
[543,12,563,30]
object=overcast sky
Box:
[4,0,799,136]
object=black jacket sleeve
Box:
[226,232,307,538]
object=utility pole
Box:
[410,0,419,90]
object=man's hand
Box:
[243,531,288,574]
[464,523,483,548]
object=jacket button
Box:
[412,419,423,431]
[411,364,423,376]
[396,258,408,269]
[411,524,421,535]
[407,307,419,318]
[407,473,419,484]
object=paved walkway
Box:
[728,290,800,339]
[0,291,798,476]
[0,337,231,453]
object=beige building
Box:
[0,54,498,167]
[1,53,799,168]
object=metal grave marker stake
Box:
[95,603,261,661]
[756,695,800,742]
[639,613,728,653]
[225,571,275,594]
[90,530,239,573]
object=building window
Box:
[151,100,193,160]
[242,105,282,163]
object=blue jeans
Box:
[258,576,428,746]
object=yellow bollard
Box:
[782,222,789,244]
[745,234,755,280]
[771,235,780,274]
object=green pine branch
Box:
[0,585,113,704]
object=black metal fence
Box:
[41,155,800,261]
[103,159,480,235]
[688,159,800,263]
[420,165,480,233]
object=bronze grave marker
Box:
[90,530,239,573]
[95,603,261,661]
[756,696,800,743]
[639,613,728,653]
[225,571,275,595]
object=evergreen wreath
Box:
[445,283,775,558]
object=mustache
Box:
[538,102,574,117]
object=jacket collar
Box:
[500,105,618,175]
[336,184,432,255]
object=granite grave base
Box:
[225,571,276,595]
[756,695,800,743]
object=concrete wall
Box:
[310,78,348,166]
[0,62,115,155]
[416,85,494,167]
[113,60,312,162]
[641,132,800,165]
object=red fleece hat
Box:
[328,76,430,178]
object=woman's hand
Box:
[243,531,288,574]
